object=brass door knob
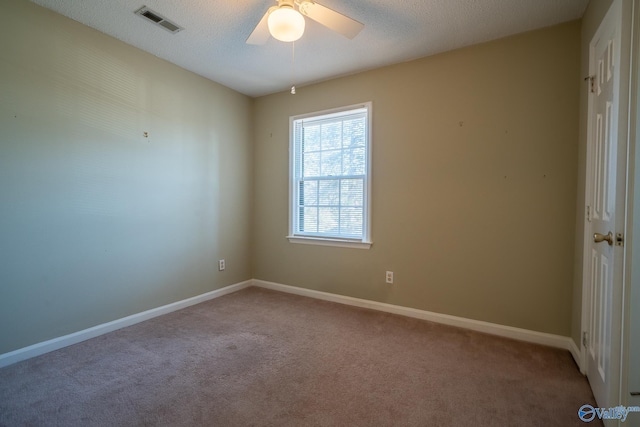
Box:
[593,231,613,246]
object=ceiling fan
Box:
[246,0,364,44]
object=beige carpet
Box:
[0,287,599,426]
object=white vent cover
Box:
[134,6,183,34]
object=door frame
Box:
[620,0,640,414]
[579,0,634,411]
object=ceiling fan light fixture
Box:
[268,6,305,42]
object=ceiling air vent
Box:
[134,6,183,34]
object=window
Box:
[288,103,372,249]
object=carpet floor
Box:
[0,286,600,426]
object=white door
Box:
[583,0,625,409]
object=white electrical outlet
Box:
[218,259,225,271]
[386,271,394,284]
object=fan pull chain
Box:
[291,41,296,95]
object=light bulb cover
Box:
[268,6,305,42]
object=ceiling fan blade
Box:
[246,7,275,45]
[299,1,363,39]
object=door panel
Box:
[585,0,621,408]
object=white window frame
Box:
[287,102,372,249]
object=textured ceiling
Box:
[29,0,589,97]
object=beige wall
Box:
[0,1,253,354]
[253,21,581,336]
[0,0,587,356]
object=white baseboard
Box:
[568,338,584,372]
[252,279,574,352]
[1,279,578,369]
[0,280,252,368]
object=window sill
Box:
[286,236,372,249]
